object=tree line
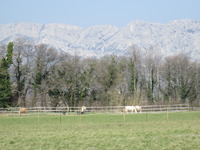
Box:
[0,40,200,108]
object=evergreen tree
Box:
[129,58,135,94]
[166,64,171,101]
[147,66,155,103]
[0,42,13,107]
[6,42,14,66]
[128,58,139,97]
[107,56,117,88]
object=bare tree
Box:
[144,47,162,104]
[31,44,65,107]
[11,38,35,106]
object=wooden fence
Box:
[0,104,190,116]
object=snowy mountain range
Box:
[0,19,200,58]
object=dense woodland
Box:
[0,39,200,108]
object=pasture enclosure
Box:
[0,104,189,116]
[0,112,200,150]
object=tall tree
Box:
[12,39,33,107]
[144,47,162,104]
[0,42,13,107]
[107,56,118,88]
[128,45,141,98]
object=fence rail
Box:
[0,104,190,116]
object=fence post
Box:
[146,111,148,121]
[80,114,82,124]
[167,105,169,121]
[60,113,62,125]
[188,104,190,111]
[123,108,126,123]
[37,109,40,124]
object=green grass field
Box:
[0,112,200,150]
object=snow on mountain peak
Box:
[0,20,200,59]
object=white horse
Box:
[125,106,135,113]
[125,106,142,113]
[79,106,86,114]
[135,105,142,113]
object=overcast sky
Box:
[0,0,200,27]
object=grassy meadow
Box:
[0,112,200,150]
